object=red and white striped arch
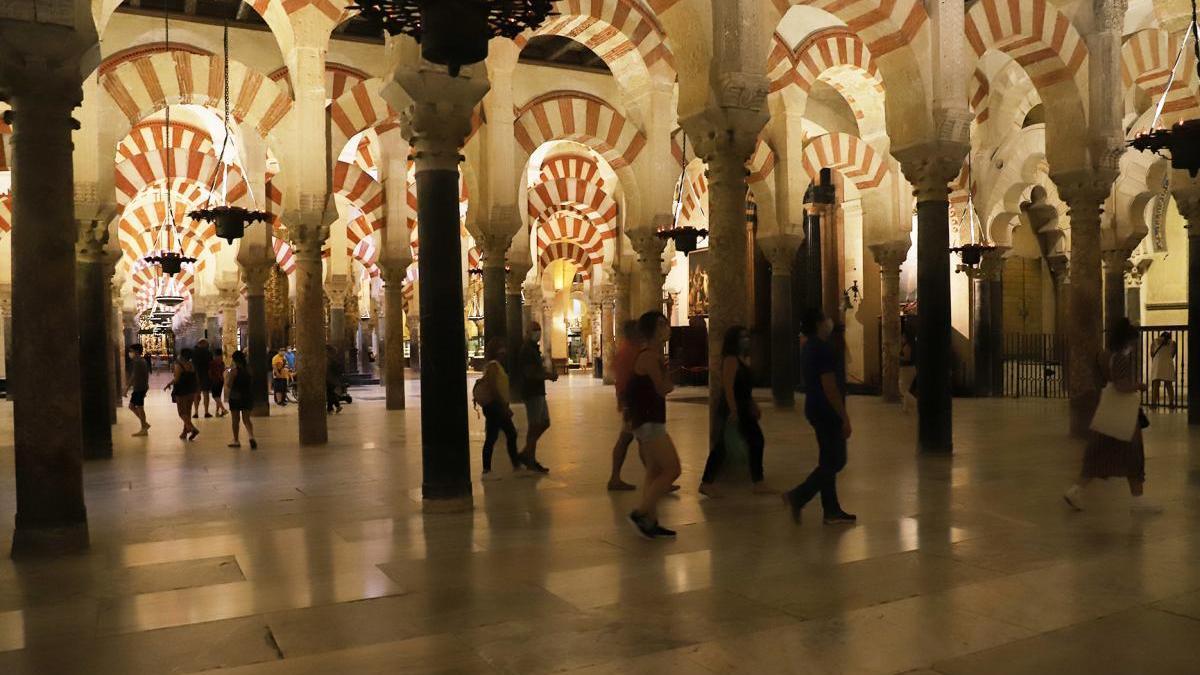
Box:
[268,62,369,101]
[117,191,218,261]
[969,68,991,125]
[527,176,619,231]
[1121,28,1200,124]
[116,121,215,162]
[770,0,928,58]
[515,0,674,86]
[965,0,1087,93]
[539,240,595,282]
[535,210,612,259]
[0,192,10,234]
[677,162,707,229]
[747,139,777,186]
[801,133,887,190]
[514,91,646,170]
[99,49,292,139]
[540,153,606,187]
[768,27,884,102]
[114,148,248,207]
[329,79,398,158]
[333,161,385,232]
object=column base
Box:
[421,493,474,513]
[11,522,89,559]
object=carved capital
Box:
[476,232,513,268]
[287,217,330,260]
[1171,174,1200,231]
[1053,170,1117,228]
[714,71,769,113]
[758,233,804,273]
[1101,246,1134,273]
[680,103,768,185]
[978,248,1007,281]
[895,142,970,203]
[506,259,532,293]
[393,68,489,173]
[1125,258,1151,287]
[240,262,272,295]
[628,227,667,264]
[1093,0,1129,31]
[325,273,351,304]
[75,218,110,263]
[1046,255,1070,282]
[869,240,911,274]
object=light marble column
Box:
[326,277,349,371]
[870,241,910,403]
[897,142,970,453]
[394,65,488,505]
[600,285,617,386]
[379,259,410,410]
[478,229,514,347]
[2,26,94,556]
[289,216,331,445]
[628,228,667,317]
[612,269,631,330]
[760,233,803,407]
[219,290,239,357]
[1054,173,1115,436]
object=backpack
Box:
[472,362,497,408]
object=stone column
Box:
[379,259,410,410]
[2,32,93,556]
[75,232,111,435]
[1101,246,1132,333]
[612,269,631,329]
[1,288,12,400]
[1055,173,1114,436]
[241,263,272,417]
[897,142,970,453]
[628,228,667,317]
[359,318,373,374]
[970,250,1005,397]
[289,218,331,445]
[683,90,769,441]
[600,285,617,385]
[1047,256,1070,337]
[1170,179,1200,424]
[870,241,909,402]
[1125,260,1149,325]
[506,260,531,401]
[406,301,421,371]
[326,277,348,371]
[395,66,488,505]
[759,233,803,407]
[219,290,239,357]
[478,231,512,346]
[111,285,125,412]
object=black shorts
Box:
[272,378,289,394]
[130,389,147,407]
[210,382,224,399]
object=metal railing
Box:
[1002,333,1068,399]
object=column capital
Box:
[506,259,532,293]
[1051,169,1118,219]
[391,67,489,173]
[1101,245,1135,272]
[240,262,272,295]
[759,233,804,272]
[895,141,970,203]
[476,231,514,269]
[286,212,331,261]
[1092,0,1129,31]
[868,240,911,273]
[325,273,351,305]
[1046,254,1070,282]
[978,248,1007,281]
[1125,258,1151,287]
[628,227,667,263]
[218,287,241,309]
[1171,173,1200,231]
[75,218,111,264]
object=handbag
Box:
[1089,382,1141,441]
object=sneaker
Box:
[607,480,636,492]
[188,429,200,441]
[1063,485,1084,511]
[132,429,148,437]
[249,439,258,451]
[651,523,677,538]
[1130,497,1164,514]
[823,511,858,525]
[782,490,803,524]
[699,483,721,498]
[627,511,658,540]
[521,456,550,474]
[204,413,213,419]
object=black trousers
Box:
[701,412,766,483]
[326,384,341,411]
[788,418,847,514]
[482,404,519,471]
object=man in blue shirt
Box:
[783,308,856,525]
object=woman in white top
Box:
[1150,331,1176,407]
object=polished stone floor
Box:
[0,373,1198,674]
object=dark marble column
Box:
[898,143,969,454]
[4,40,92,556]
[290,219,330,445]
[478,232,513,348]
[241,264,272,417]
[1171,181,1200,425]
[380,260,409,410]
[970,251,1004,398]
[870,242,909,402]
[396,68,488,505]
[506,261,530,401]
[76,223,114,459]
[759,234,802,407]
[1101,247,1132,341]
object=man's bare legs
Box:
[607,428,636,491]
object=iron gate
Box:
[1002,333,1068,399]
[1139,325,1188,410]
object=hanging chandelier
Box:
[188,23,271,243]
[349,1,556,77]
[657,133,707,256]
[1128,0,1200,176]
[949,155,996,271]
[142,5,196,277]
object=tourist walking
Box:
[1064,318,1161,513]
[476,338,520,479]
[607,320,641,491]
[700,325,772,497]
[225,350,257,449]
[325,344,344,414]
[192,338,214,418]
[167,348,200,441]
[518,321,557,473]
[627,311,680,540]
[125,343,151,436]
[899,327,917,413]
[209,348,228,417]
[271,347,291,406]
[1150,331,1177,407]
[783,309,857,525]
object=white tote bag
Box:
[1089,382,1141,441]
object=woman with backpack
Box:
[224,350,257,450]
[475,338,520,480]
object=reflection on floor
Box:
[0,374,1198,674]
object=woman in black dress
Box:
[167,348,200,440]
[699,325,769,497]
[225,350,258,450]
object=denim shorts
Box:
[633,422,667,442]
